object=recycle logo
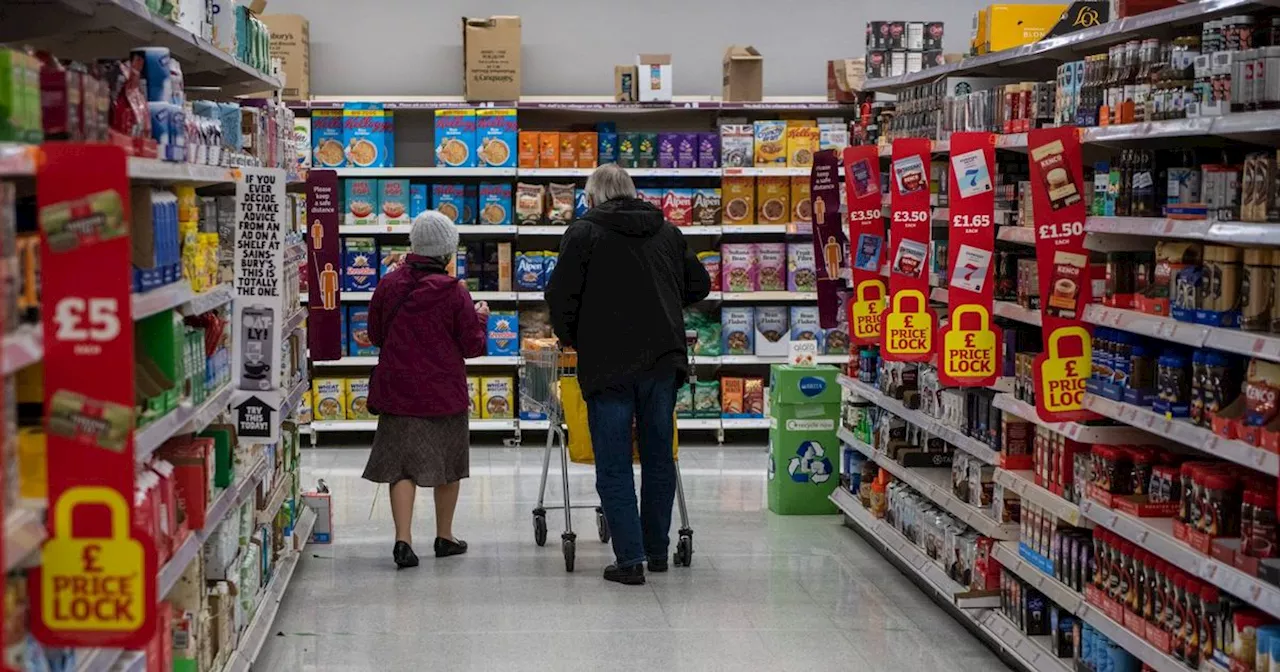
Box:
[788,440,832,485]
[767,452,776,481]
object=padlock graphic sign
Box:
[882,289,933,360]
[41,486,148,635]
[850,280,886,343]
[1037,326,1092,417]
[942,305,999,383]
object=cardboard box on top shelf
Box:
[614,65,638,102]
[462,16,522,101]
[257,14,310,100]
[1044,0,1108,36]
[827,58,864,102]
[722,45,763,101]
[636,53,672,102]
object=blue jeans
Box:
[585,371,678,569]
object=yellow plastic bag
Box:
[559,377,679,465]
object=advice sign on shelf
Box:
[810,150,848,328]
[32,144,157,649]
[232,167,289,443]
[939,132,1001,387]
[306,170,342,361]
[843,145,886,345]
[881,138,933,362]
[1029,128,1096,423]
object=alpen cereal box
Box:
[515,252,544,291]
[478,183,512,226]
[432,184,466,223]
[345,378,373,419]
[342,237,378,291]
[379,179,410,227]
[486,312,519,356]
[343,103,393,168]
[344,178,377,225]
[481,377,514,419]
[435,110,476,168]
[312,109,345,167]
[753,120,787,165]
[312,378,346,421]
[475,108,517,168]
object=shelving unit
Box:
[992,469,1085,527]
[837,374,1002,465]
[992,393,1156,445]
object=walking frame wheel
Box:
[596,507,610,543]
[673,529,694,568]
[533,509,548,547]
[562,533,576,572]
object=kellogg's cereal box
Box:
[379,179,410,227]
[486,312,520,356]
[434,110,476,168]
[478,183,512,226]
[515,252,544,291]
[460,184,478,225]
[785,123,818,167]
[753,120,787,165]
[432,184,466,223]
[476,108,517,168]
[720,124,754,168]
[342,237,378,291]
[692,188,721,226]
[721,307,755,355]
[481,377,514,419]
[312,378,346,421]
[756,176,790,225]
[380,244,409,277]
[467,377,481,419]
[636,189,663,210]
[790,177,812,224]
[722,177,755,226]
[756,243,786,291]
[343,103,393,168]
[345,378,373,419]
[577,132,598,168]
[347,305,379,356]
[662,189,692,227]
[312,109,345,167]
[344,178,377,225]
[410,185,428,218]
[518,131,539,168]
[721,243,758,293]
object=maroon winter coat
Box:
[366,255,486,417]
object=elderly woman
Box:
[545,164,711,585]
[363,210,488,568]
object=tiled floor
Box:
[258,444,1011,671]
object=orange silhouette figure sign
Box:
[311,219,324,250]
[319,262,339,310]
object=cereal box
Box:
[342,237,378,291]
[657,133,677,169]
[819,120,849,152]
[756,176,790,225]
[379,179,410,227]
[467,377,481,419]
[518,131,539,168]
[434,110,476,167]
[380,244,409,277]
[598,132,619,164]
[460,184,477,225]
[311,378,345,421]
[826,292,851,354]
[756,243,786,291]
[476,108,517,168]
[692,188,721,226]
[694,381,721,418]
[753,120,787,165]
[298,390,313,424]
[636,189,663,209]
[574,189,589,218]
[539,132,560,168]
[698,251,721,291]
[788,242,818,292]
[432,184,466,223]
[559,132,578,168]
[676,133,698,169]
[311,109,345,167]
[785,123,818,167]
[697,132,720,168]
[721,307,756,355]
[542,252,559,287]
[617,132,638,167]
[515,252,544,290]
[343,103,393,168]
[344,178,377,225]
[636,132,658,168]
[721,377,745,417]
[755,306,791,357]
[345,378,373,419]
[790,177,812,224]
[790,305,824,351]
[662,189,693,227]
[721,243,757,293]
[347,306,379,356]
[720,124,754,168]
[486,312,520,356]
[481,377,514,419]
[410,185,428,219]
[577,132,598,168]
[478,182,512,226]
[722,177,755,225]
[744,378,765,417]
[340,305,348,353]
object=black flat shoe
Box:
[434,537,468,557]
[393,541,419,569]
[647,556,669,573]
[604,563,646,585]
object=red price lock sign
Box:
[938,132,1002,387]
[843,145,886,345]
[30,144,157,649]
[880,138,934,362]
[1028,128,1098,422]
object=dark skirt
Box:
[362,412,471,487]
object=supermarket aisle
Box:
[258,446,1010,672]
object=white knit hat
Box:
[409,210,460,258]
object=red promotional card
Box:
[1028,127,1097,422]
[307,170,343,361]
[881,138,933,362]
[939,133,1002,387]
[31,144,157,649]
[843,145,886,345]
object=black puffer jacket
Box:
[545,197,712,397]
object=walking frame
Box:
[520,335,697,572]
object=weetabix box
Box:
[476,108,517,168]
[435,109,476,168]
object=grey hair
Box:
[584,163,637,204]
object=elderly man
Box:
[545,163,711,585]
